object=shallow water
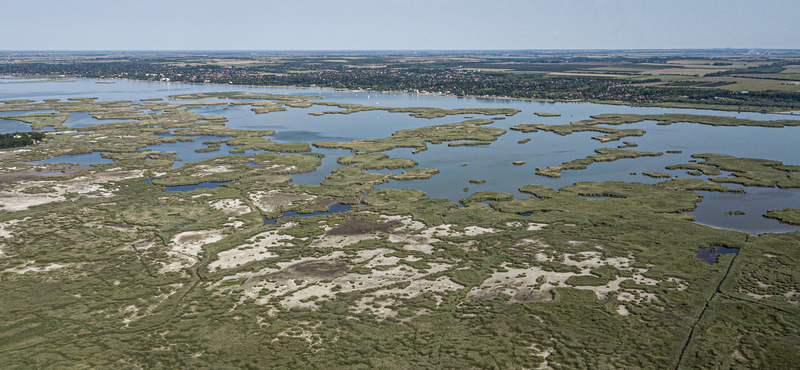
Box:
[27,152,113,166]
[64,112,137,129]
[138,135,236,168]
[5,78,800,234]
[263,203,352,224]
[695,245,739,264]
[688,186,800,235]
[164,181,232,193]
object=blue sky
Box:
[2,0,798,50]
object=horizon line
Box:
[2,48,799,53]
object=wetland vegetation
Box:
[1,60,799,368]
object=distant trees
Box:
[0,132,46,149]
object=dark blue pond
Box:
[695,245,739,264]
[263,203,352,224]
[163,181,232,192]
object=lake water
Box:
[4,78,800,234]
[263,203,352,225]
[695,245,739,264]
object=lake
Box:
[4,78,800,234]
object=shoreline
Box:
[2,73,792,114]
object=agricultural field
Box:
[4,50,800,113]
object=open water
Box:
[3,78,800,234]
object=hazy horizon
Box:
[2,0,798,51]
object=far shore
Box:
[1,73,792,114]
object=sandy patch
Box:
[210,198,251,216]
[558,251,632,269]
[209,230,293,271]
[617,291,657,303]
[529,345,554,370]
[159,229,225,273]
[745,291,772,299]
[0,170,144,212]
[229,250,457,312]
[350,275,460,319]
[5,260,67,274]
[225,220,245,228]
[189,164,235,177]
[249,190,316,213]
[506,221,547,231]
[0,149,31,160]
[617,305,630,316]
[784,289,800,307]
[234,254,347,303]
[274,323,323,348]
[280,261,457,311]
[352,248,393,264]
[470,253,679,302]
[527,223,547,231]
[118,283,183,327]
[118,237,157,252]
[382,216,496,254]
[0,218,27,239]
[467,265,574,302]
[309,233,379,248]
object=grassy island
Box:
[536,148,663,178]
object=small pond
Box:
[695,245,739,264]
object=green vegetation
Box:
[166,91,321,101]
[643,171,672,179]
[1,113,69,130]
[460,191,513,204]
[653,178,745,193]
[314,118,506,154]
[8,52,800,113]
[534,112,561,117]
[513,113,800,144]
[309,101,520,119]
[587,113,800,128]
[669,154,800,188]
[0,64,799,367]
[150,153,321,187]
[511,121,646,143]
[763,208,800,225]
[536,148,663,178]
[337,153,417,170]
[519,184,558,199]
[391,168,440,181]
[469,179,486,184]
[0,132,47,149]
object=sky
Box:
[1,0,798,51]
